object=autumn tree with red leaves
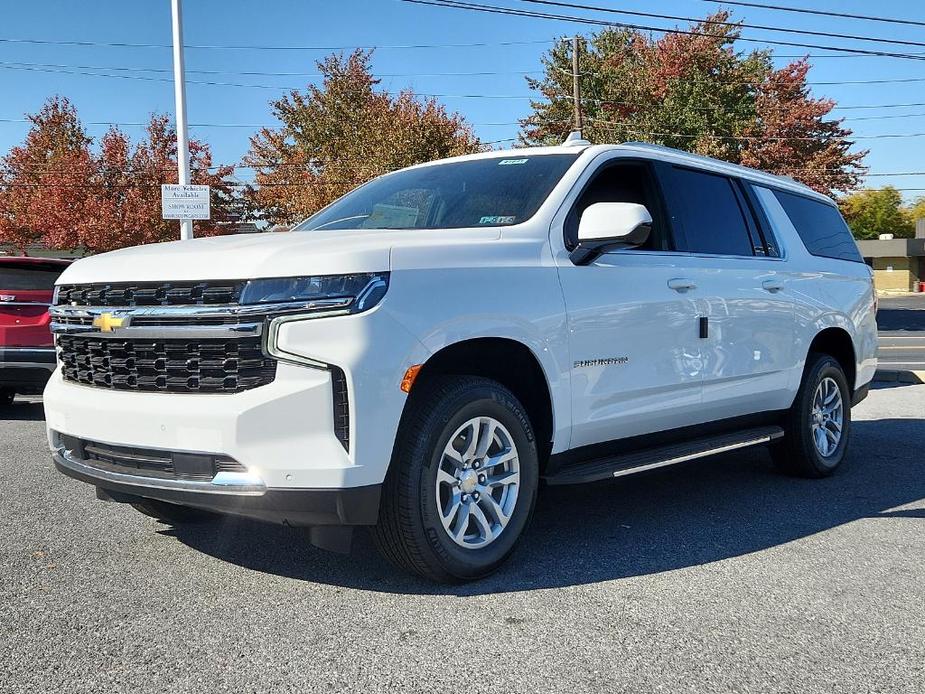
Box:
[84,116,235,253]
[0,98,235,254]
[524,12,865,195]
[245,50,483,226]
[0,97,95,253]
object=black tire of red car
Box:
[372,375,539,583]
[131,498,221,524]
[771,353,851,478]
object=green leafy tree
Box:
[905,197,925,231]
[839,187,914,240]
[524,12,865,196]
[244,50,483,226]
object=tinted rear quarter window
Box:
[669,167,755,256]
[772,190,862,262]
[0,262,65,291]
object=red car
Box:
[0,257,71,406]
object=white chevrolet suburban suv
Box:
[45,140,878,582]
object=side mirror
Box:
[570,202,653,265]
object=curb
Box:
[873,369,925,385]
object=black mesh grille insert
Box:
[56,281,245,307]
[331,366,350,452]
[56,334,276,393]
[62,435,247,481]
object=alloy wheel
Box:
[810,376,844,458]
[435,416,520,549]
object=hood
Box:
[57,227,501,285]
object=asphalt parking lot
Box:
[2,380,924,693]
[877,294,925,371]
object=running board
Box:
[544,425,785,486]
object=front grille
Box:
[56,281,245,307]
[56,334,277,393]
[61,435,246,481]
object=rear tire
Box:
[0,390,14,408]
[372,376,539,583]
[131,498,220,524]
[771,353,851,478]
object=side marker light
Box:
[401,365,423,393]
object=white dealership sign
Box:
[161,184,211,220]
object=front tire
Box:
[372,376,539,583]
[772,353,851,478]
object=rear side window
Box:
[772,190,862,262]
[669,167,754,256]
[0,262,65,291]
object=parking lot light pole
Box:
[170,0,193,240]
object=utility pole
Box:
[571,35,583,137]
[170,0,193,240]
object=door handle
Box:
[667,278,697,292]
[762,279,784,293]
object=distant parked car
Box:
[0,257,71,406]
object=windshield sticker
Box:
[362,204,419,229]
[479,215,517,225]
[498,159,528,166]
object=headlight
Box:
[239,272,389,314]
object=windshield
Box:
[0,261,66,291]
[294,153,579,232]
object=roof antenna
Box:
[563,130,591,147]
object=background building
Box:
[858,220,925,293]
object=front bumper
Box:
[51,445,381,527]
[44,360,373,489]
[0,347,55,392]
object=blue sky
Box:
[1,0,923,198]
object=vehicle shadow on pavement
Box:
[167,417,925,595]
[877,307,925,332]
[0,400,45,422]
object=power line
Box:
[834,102,925,111]
[0,63,541,98]
[403,0,925,61]
[700,1,925,29]
[0,60,543,79]
[2,59,922,89]
[848,112,925,122]
[579,118,925,142]
[515,0,925,50]
[0,117,522,130]
[0,36,555,51]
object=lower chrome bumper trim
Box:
[52,447,267,496]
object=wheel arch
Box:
[403,337,557,468]
[807,327,857,391]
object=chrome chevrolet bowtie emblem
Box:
[0,294,14,302]
[92,312,129,332]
